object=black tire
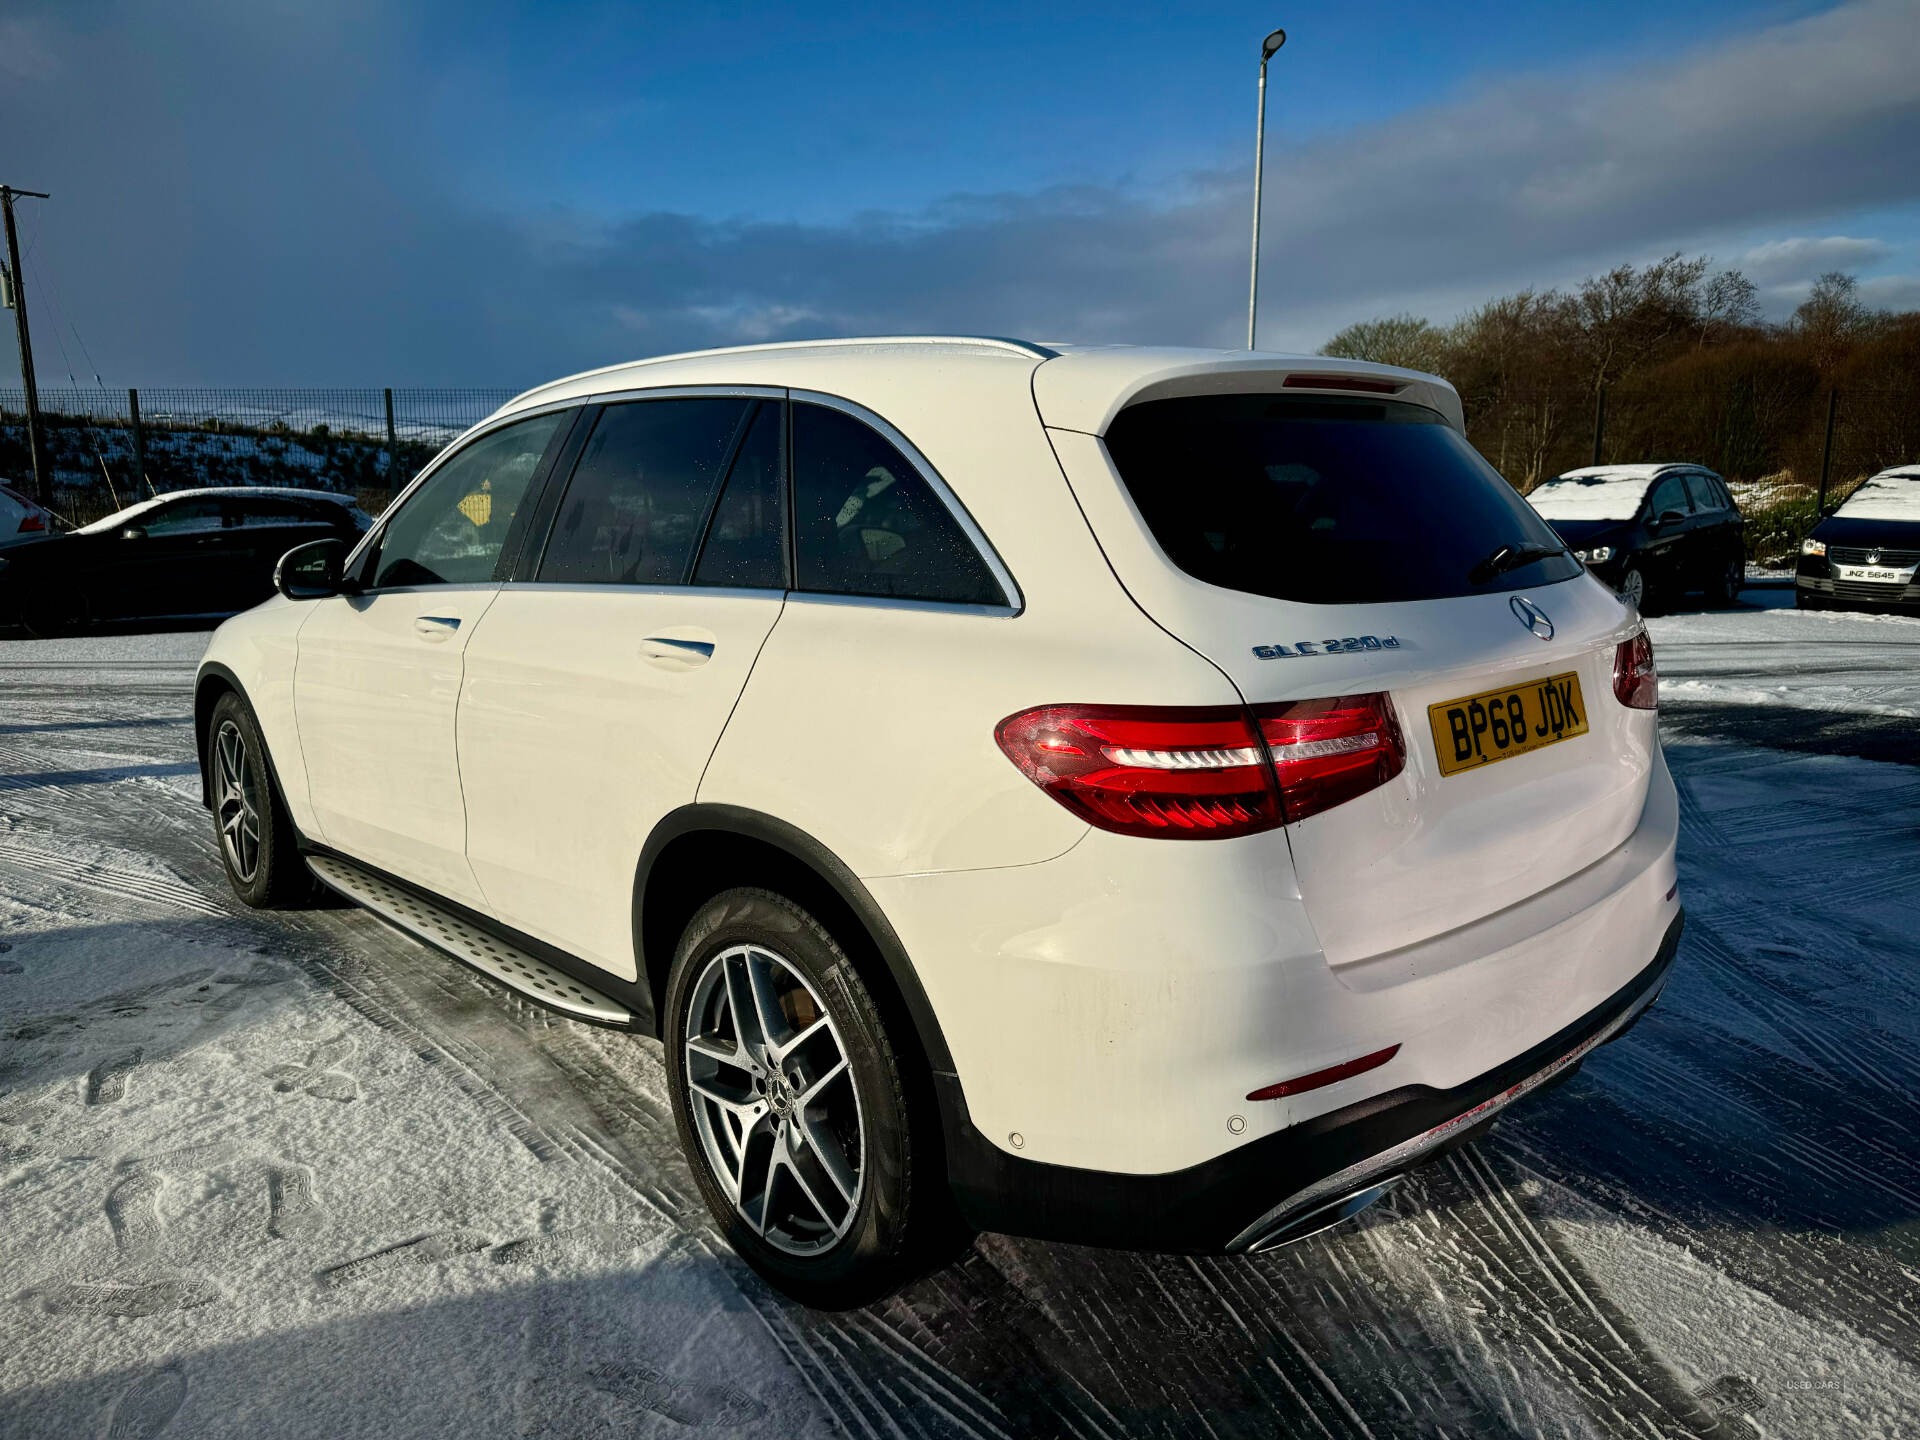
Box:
[21,585,87,639]
[664,887,937,1308]
[1708,556,1744,608]
[206,692,313,907]
[1794,588,1823,611]
[1617,564,1652,614]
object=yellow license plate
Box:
[1427,671,1588,776]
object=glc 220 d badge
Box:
[1253,635,1403,660]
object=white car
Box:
[0,480,55,548]
[196,337,1680,1305]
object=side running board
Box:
[306,854,633,1025]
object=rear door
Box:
[457,392,787,979]
[295,409,570,907]
[216,495,343,611]
[1051,390,1653,966]
[1684,471,1737,589]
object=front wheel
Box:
[1616,564,1650,613]
[207,692,312,907]
[665,888,931,1308]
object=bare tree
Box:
[1318,314,1449,374]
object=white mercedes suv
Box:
[196,337,1680,1306]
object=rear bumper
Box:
[939,910,1681,1252]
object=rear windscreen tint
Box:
[1102,394,1582,604]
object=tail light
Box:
[1251,693,1404,823]
[1612,631,1657,709]
[17,512,44,533]
[995,693,1403,840]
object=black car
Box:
[0,486,371,636]
[1525,464,1746,613]
[1796,467,1920,613]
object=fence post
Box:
[384,387,398,481]
[128,387,148,496]
[1815,386,1837,518]
[1590,386,1607,467]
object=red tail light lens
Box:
[17,512,45,533]
[994,705,1282,838]
[995,692,1405,838]
[1252,693,1405,824]
[1612,631,1657,710]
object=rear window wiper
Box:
[1469,541,1566,586]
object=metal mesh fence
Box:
[0,387,518,528]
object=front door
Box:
[294,409,570,906]
[459,394,787,978]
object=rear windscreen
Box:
[1102,394,1582,604]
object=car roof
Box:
[1549,464,1710,482]
[75,486,360,534]
[488,337,1466,437]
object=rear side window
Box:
[1101,395,1581,605]
[538,398,750,585]
[230,497,333,528]
[791,403,1003,605]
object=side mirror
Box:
[1654,510,1686,529]
[275,537,347,601]
[121,525,147,541]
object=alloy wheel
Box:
[1618,566,1646,610]
[683,943,865,1256]
[214,719,263,883]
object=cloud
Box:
[1739,236,1894,286]
[4,0,1919,382]
[1860,273,1920,311]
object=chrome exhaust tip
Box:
[1244,1175,1402,1254]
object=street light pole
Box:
[1,184,51,504]
[1247,27,1286,350]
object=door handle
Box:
[414,615,461,641]
[640,635,715,666]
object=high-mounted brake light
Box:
[995,692,1405,839]
[1281,373,1403,395]
[1612,631,1657,710]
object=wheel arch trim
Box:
[633,804,959,1081]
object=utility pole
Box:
[1,184,51,505]
[1816,386,1838,518]
[1247,27,1286,349]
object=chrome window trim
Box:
[781,591,1018,620]
[788,387,1025,615]
[341,398,583,580]
[500,581,786,601]
[582,383,787,405]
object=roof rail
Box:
[504,335,1058,412]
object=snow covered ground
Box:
[2,595,1918,1439]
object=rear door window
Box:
[791,402,1004,605]
[1100,394,1581,605]
[1683,474,1721,514]
[140,500,226,536]
[537,398,750,586]
[692,400,786,590]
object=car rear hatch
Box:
[1038,363,1656,966]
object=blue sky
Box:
[3,0,1917,383]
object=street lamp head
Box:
[1262,28,1287,61]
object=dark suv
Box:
[1526,464,1745,612]
[1796,467,1920,612]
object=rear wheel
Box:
[665,887,931,1308]
[1708,556,1744,607]
[208,692,312,907]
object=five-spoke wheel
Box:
[683,943,865,1256]
[214,717,263,884]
